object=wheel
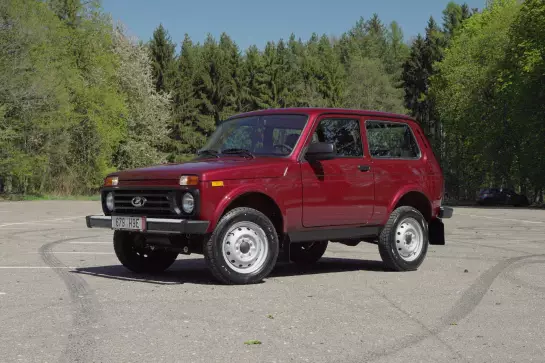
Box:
[378,206,429,271]
[290,241,328,265]
[204,207,279,285]
[113,231,179,273]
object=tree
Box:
[169,35,208,157]
[344,57,405,114]
[243,45,270,111]
[149,24,176,92]
[402,35,428,123]
[111,25,170,170]
[431,0,520,198]
[500,0,545,201]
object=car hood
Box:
[112,157,292,182]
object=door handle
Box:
[358,165,371,172]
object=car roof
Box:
[226,108,415,122]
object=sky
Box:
[102,0,485,52]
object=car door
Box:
[301,114,374,228]
[363,117,426,223]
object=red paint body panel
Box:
[105,108,445,235]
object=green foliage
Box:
[430,0,538,199]
[0,0,170,195]
[149,24,176,92]
[4,0,542,202]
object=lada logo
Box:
[131,196,147,207]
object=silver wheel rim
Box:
[395,217,424,262]
[222,221,269,274]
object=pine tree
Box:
[197,34,234,125]
[169,35,208,157]
[402,35,428,121]
[149,24,176,92]
[243,45,269,110]
[316,35,345,107]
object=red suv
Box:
[86,108,452,285]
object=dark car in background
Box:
[477,188,529,207]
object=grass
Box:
[0,194,100,201]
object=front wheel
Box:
[204,207,279,285]
[113,231,179,273]
[378,206,429,271]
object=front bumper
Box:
[439,206,453,219]
[85,215,209,234]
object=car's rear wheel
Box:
[290,241,328,265]
[113,231,179,273]
[204,207,279,285]
[378,206,428,271]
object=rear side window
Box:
[312,118,363,157]
[365,121,420,159]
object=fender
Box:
[209,181,288,232]
[388,185,432,216]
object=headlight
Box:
[182,193,195,214]
[105,192,114,211]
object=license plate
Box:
[112,216,146,231]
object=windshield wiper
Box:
[196,149,219,158]
[221,148,255,159]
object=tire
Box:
[204,207,279,285]
[378,206,429,271]
[290,241,328,265]
[113,231,178,273]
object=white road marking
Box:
[69,242,110,245]
[0,216,86,228]
[0,266,77,269]
[456,213,544,225]
[28,252,114,255]
[0,292,6,295]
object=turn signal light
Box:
[104,176,118,187]
[179,175,199,186]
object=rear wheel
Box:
[290,241,328,265]
[378,206,428,271]
[113,231,178,273]
[204,207,279,285]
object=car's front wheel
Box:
[204,207,279,285]
[113,231,179,273]
[378,206,429,271]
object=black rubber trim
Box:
[86,215,209,234]
[439,207,453,219]
[429,218,446,245]
[288,226,381,243]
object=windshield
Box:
[200,114,308,157]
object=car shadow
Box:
[73,257,388,286]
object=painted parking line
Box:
[0,292,6,295]
[69,242,111,245]
[28,252,114,255]
[0,216,87,228]
[455,213,544,225]
[0,266,77,269]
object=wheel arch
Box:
[214,191,285,239]
[392,190,433,222]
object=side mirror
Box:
[305,142,336,161]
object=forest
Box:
[0,0,543,203]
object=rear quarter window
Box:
[365,121,420,159]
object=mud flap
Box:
[278,236,291,262]
[429,218,446,245]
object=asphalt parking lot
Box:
[0,201,544,363]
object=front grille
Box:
[113,189,176,217]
